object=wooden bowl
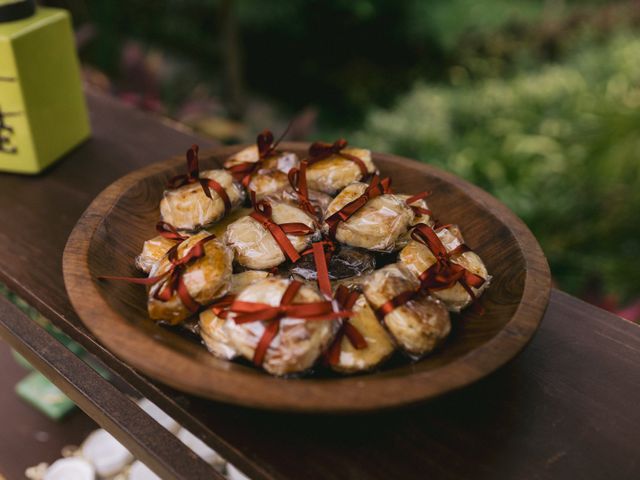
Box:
[63,143,550,413]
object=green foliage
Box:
[353,32,640,300]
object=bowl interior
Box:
[88,146,525,384]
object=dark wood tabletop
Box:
[1,91,639,480]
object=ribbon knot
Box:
[287,161,318,219]
[308,138,369,177]
[325,175,392,239]
[227,124,292,188]
[249,192,314,264]
[411,224,486,304]
[228,280,350,366]
[168,145,232,214]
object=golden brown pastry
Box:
[147,231,233,325]
[305,140,377,195]
[199,270,272,360]
[399,224,489,312]
[323,181,414,252]
[224,200,316,270]
[136,235,180,273]
[327,289,395,374]
[224,277,339,376]
[224,145,299,199]
[160,168,245,231]
[362,263,450,358]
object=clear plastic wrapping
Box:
[305,147,377,195]
[135,234,182,273]
[399,225,490,312]
[329,293,395,374]
[147,232,233,325]
[224,145,299,199]
[223,277,338,376]
[224,201,317,269]
[323,182,414,252]
[199,270,271,360]
[362,263,450,358]
[160,169,245,231]
[286,245,375,282]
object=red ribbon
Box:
[325,285,368,366]
[405,191,433,217]
[374,289,420,319]
[226,126,291,188]
[155,221,189,242]
[311,241,333,299]
[308,139,369,177]
[411,223,486,305]
[228,280,351,366]
[249,192,314,264]
[324,175,392,239]
[99,235,217,313]
[208,293,236,318]
[168,145,231,213]
[287,160,318,219]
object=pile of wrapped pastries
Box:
[103,130,491,376]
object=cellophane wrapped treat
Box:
[147,231,233,325]
[199,270,271,360]
[224,200,317,270]
[160,169,245,231]
[223,277,339,376]
[362,263,450,358]
[224,144,299,199]
[399,224,490,312]
[305,141,377,195]
[323,181,414,252]
[136,234,181,273]
[328,290,395,374]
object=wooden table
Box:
[1,91,639,480]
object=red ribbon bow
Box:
[226,126,291,188]
[287,160,318,219]
[405,191,433,217]
[168,145,231,214]
[308,139,369,177]
[411,223,486,303]
[324,175,392,239]
[99,235,216,313]
[229,280,350,366]
[249,192,314,264]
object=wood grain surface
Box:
[63,142,551,412]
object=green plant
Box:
[353,32,640,301]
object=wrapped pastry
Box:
[399,224,489,312]
[224,129,299,199]
[199,270,271,360]
[326,286,395,374]
[395,192,435,249]
[362,263,450,358]
[323,177,414,252]
[224,277,344,376]
[305,139,377,195]
[160,145,245,231]
[146,231,233,324]
[287,244,375,283]
[135,222,195,273]
[224,199,316,270]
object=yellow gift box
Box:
[0,4,90,173]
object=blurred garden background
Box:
[45,0,640,321]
